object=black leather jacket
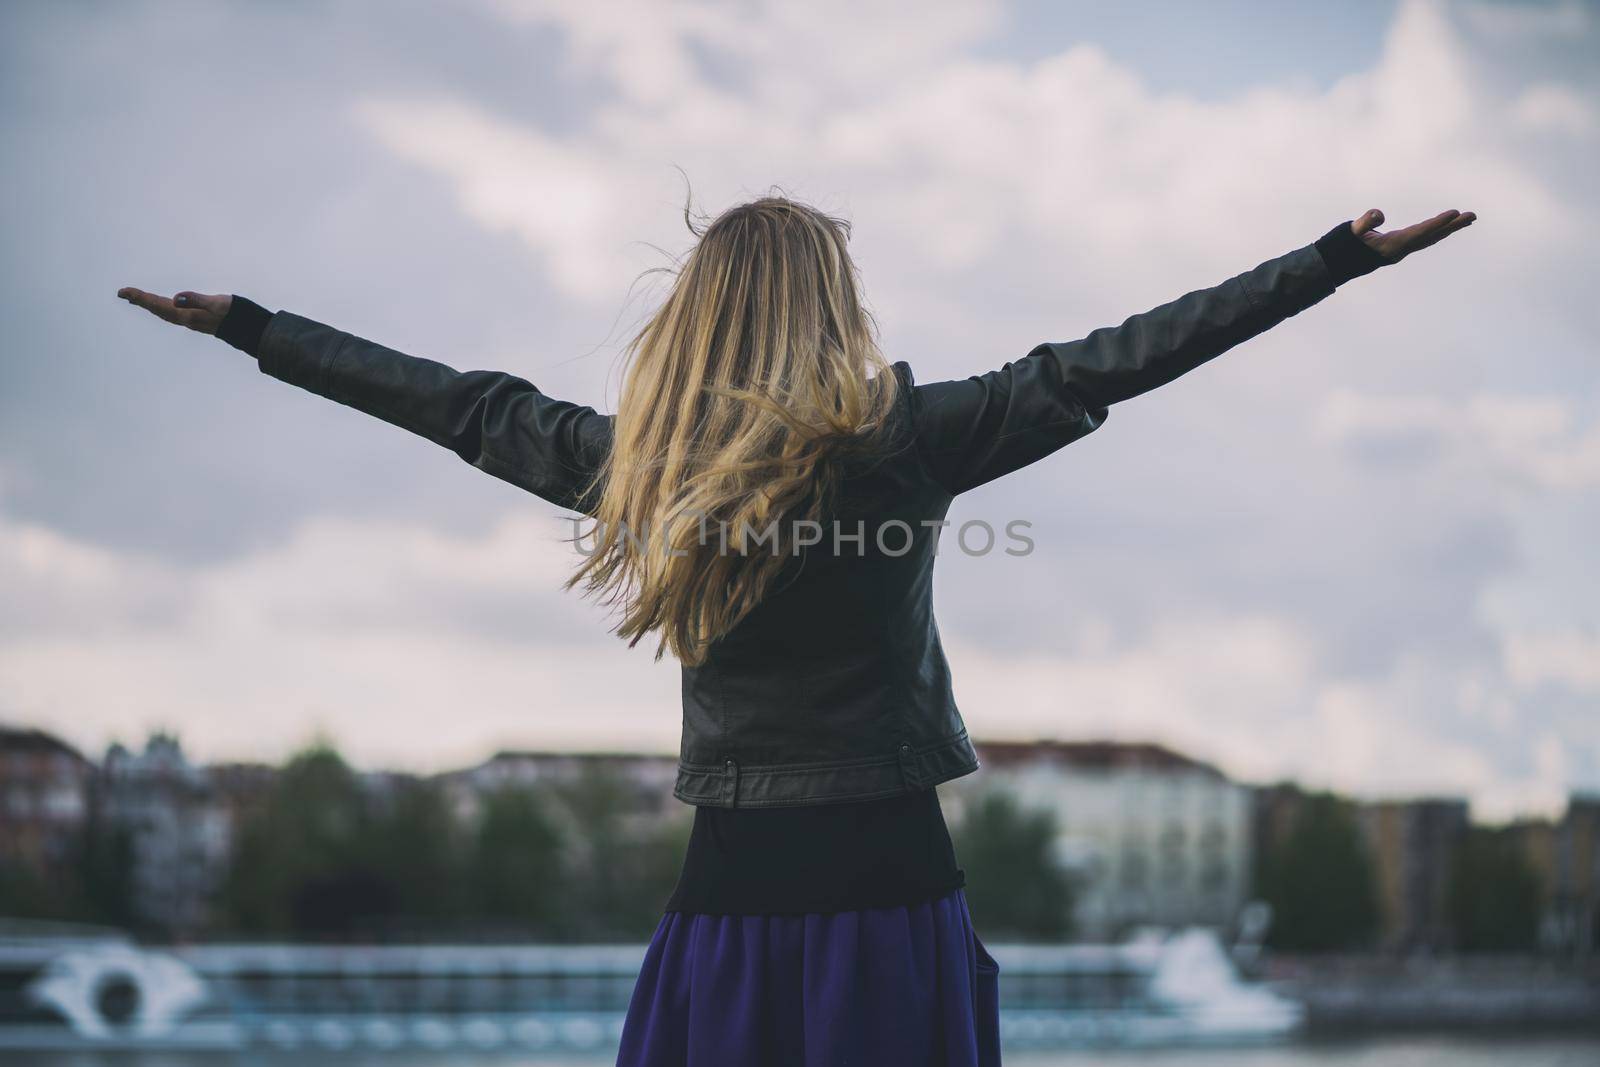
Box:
[236,223,1383,808]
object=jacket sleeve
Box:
[909,233,1361,495]
[253,310,612,513]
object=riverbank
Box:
[9,1031,1600,1067]
[1264,955,1600,1031]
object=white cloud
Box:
[365,0,1585,314]
[0,507,681,772]
[1512,83,1597,136]
[5,494,1576,817]
[944,619,1579,820]
[1460,0,1591,39]
[1502,630,1600,693]
[1315,389,1600,491]
[351,95,664,302]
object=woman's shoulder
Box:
[820,361,925,488]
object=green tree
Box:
[0,861,71,920]
[1258,792,1380,952]
[952,790,1074,939]
[473,785,568,935]
[363,777,474,935]
[218,747,695,941]
[549,768,693,941]
[74,799,138,928]
[1448,828,1542,952]
[220,742,391,937]
[0,791,135,927]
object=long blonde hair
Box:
[566,191,901,666]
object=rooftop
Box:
[976,739,1228,780]
[0,723,91,765]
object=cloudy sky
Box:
[2,0,1595,819]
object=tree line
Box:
[1253,789,1544,953]
[0,745,1546,949]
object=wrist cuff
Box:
[216,295,274,357]
[1314,221,1391,286]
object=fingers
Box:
[1397,209,1477,255]
[1402,209,1463,242]
[175,290,231,315]
[1410,211,1476,252]
[119,286,186,325]
[116,286,222,331]
[1351,209,1385,237]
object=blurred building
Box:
[440,750,681,827]
[100,733,232,936]
[1255,784,1470,954]
[963,740,1254,940]
[1250,782,1302,871]
[1359,798,1469,953]
[1514,794,1600,957]
[207,760,281,831]
[0,724,94,890]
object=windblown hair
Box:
[566,192,901,666]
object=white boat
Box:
[0,920,1301,1052]
[987,928,1304,1048]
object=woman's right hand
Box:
[117,287,232,335]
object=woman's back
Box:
[674,359,981,808]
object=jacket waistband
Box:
[674,729,979,808]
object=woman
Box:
[119,197,1474,1065]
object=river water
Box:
[14,1034,1600,1066]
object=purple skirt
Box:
[616,887,1001,1067]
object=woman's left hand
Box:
[1351,208,1476,263]
[116,287,232,335]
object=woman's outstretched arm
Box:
[114,289,612,512]
[909,208,1477,495]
